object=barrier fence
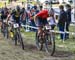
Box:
[21,25,75,35]
[21,24,75,43]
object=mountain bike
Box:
[35,25,55,56]
[12,23,24,50]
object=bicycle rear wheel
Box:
[44,33,55,56]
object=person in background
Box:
[58,5,67,40]
[65,4,71,39]
[34,9,49,36]
[29,5,39,31]
[30,8,36,31]
[33,5,39,14]
[47,8,56,30]
[39,5,43,11]
[20,8,26,26]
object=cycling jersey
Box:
[36,10,48,19]
[35,10,48,26]
[12,10,20,21]
[11,10,21,26]
[15,11,20,18]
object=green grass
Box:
[22,31,75,52]
[0,2,4,8]
[0,1,9,8]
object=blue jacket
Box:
[66,9,71,23]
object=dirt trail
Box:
[0,33,75,60]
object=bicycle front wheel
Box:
[44,33,55,56]
[18,32,24,50]
[35,31,44,50]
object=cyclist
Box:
[7,6,21,35]
[0,7,9,31]
[34,9,49,36]
[7,6,21,26]
[12,6,21,26]
[34,8,56,36]
[1,7,9,22]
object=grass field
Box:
[22,30,75,53]
[0,1,9,8]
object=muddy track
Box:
[0,33,75,60]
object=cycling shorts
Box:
[36,17,48,27]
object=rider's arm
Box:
[34,10,43,21]
[34,14,37,21]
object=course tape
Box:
[21,24,75,35]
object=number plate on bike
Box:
[45,26,51,30]
[13,23,19,28]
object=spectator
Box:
[47,8,56,30]
[30,9,36,31]
[39,5,43,11]
[58,5,67,40]
[33,4,37,10]
[20,8,26,26]
[65,4,71,39]
[32,5,39,14]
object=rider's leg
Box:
[38,27,42,36]
[37,18,43,36]
[42,19,48,37]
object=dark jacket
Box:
[58,10,67,26]
[66,9,71,23]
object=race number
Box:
[45,25,51,30]
[13,23,19,28]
